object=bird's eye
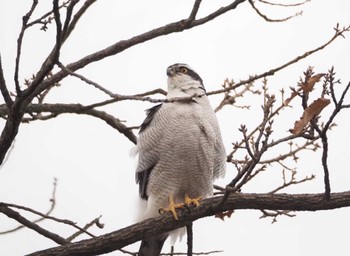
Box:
[180,67,188,73]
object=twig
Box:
[310,73,350,199]
[249,0,302,22]
[57,61,115,97]
[207,25,350,96]
[188,0,202,21]
[269,173,315,194]
[0,54,12,106]
[32,0,247,99]
[161,250,223,255]
[260,209,296,223]
[14,0,39,94]
[66,216,103,242]
[0,202,102,241]
[258,0,310,7]
[0,205,67,245]
[0,178,58,235]
[61,0,79,41]
[62,0,97,42]
[26,0,71,28]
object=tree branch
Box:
[14,0,39,94]
[0,178,58,235]
[207,24,350,96]
[0,54,12,106]
[32,0,247,98]
[21,103,138,144]
[0,0,63,166]
[62,0,97,43]
[27,191,350,256]
[0,204,67,245]
[188,0,202,21]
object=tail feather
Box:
[138,234,168,256]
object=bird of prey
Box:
[135,63,226,256]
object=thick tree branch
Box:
[28,191,350,256]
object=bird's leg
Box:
[159,193,184,221]
[184,193,203,207]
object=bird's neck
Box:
[167,81,205,100]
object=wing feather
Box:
[136,103,164,200]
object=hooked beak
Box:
[166,66,176,77]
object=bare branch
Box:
[258,0,310,7]
[161,250,223,255]
[207,25,350,96]
[28,191,350,256]
[260,209,296,223]
[26,1,71,29]
[66,216,103,242]
[0,0,64,166]
[269,171,315,194]
[57,61,115,97]
[0,204,67,245]
[62,0,97,42]
[0,54,12,106]
[14,0,39,94]
[33,0,248,98]
[188,0,202,21]
[0,178,58,235]
[61,0,80,41]
[20,103,137,144]
[249,0,302,22]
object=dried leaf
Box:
[284,73,325,105]
[301,73,325,94]
[215,210,234,221]
[290,98,331,134]
[284,89,298,106]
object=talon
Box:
[184,194,203,207]
[159,193,184,220]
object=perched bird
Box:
[135,63,226,256]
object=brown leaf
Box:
[284,73,325,105]
[301,73,325,94]
[290,98,331,135]
[215,210,234,221]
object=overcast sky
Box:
[1,1,350,255]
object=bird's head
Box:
[166,63,205,99]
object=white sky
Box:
[1,1,350,255]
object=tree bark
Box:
[27,191,350,256]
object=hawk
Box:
[135,63,226,256]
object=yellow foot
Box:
[159,194,184,221]
[184,194,203,207]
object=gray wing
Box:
[139,104,162,133]
[136,104,163,199]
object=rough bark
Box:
[28,191,350,256]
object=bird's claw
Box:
[184,194,203,207]
[159,194,184,220]
[159,194,203,220]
